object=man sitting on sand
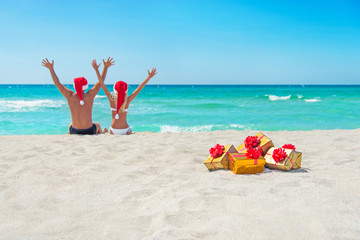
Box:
[41,57,115,135]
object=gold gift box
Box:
[204,145,238,170]
[293,151,302,169]
[236,132,274,156]
[264,147,297,171]
[228,153,265,174]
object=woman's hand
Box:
[41,58,54,70]
[91,59,101,70]
[127,67,158,103]
[103,57,115,68]
[147,67,157,79]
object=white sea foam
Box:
[160,124,248,133]
[160,125,213,133]
[95,95,107,99]
[305,98,321,102]
[267,95,291,101]
[297,94,303,99]
[229,124,245,129]
[0,99,66,112]
[159,125,182,133]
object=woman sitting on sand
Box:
[91,59,157,135]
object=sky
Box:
[0,0,359,85]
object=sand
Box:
[0,129,359,239]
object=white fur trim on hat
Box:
[73,83,89,91]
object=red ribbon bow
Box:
[244,136,261,149]
[246,148,261,160]
[209,144,225,158]
[272,148,287,163]
[282,144,296,151]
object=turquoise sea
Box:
[0,85,359,135]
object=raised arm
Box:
[87,57,115,97]
[128,68,157,103]
[92,59,113,103]
[41,58,72,98]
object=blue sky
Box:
[0,0,359,84]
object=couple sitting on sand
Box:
[41,57,157,135]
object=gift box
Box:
[204,144,238,170]
[293,151,302,169]
[236,132,274,156]
[264,147,297,171]
[282,144,302,170]
[228,151,265,174]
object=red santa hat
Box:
[113,81,128,119]
[73,77,88,105]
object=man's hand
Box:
[41,58,54,70]
[147,68,157,79]
[91,59,101,70]
[41,58,72,98]
[103,57,115,68]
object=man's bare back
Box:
[67,91,96,129]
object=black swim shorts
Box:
[69,123,97,135]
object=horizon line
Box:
[1,83,360,87]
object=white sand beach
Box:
[0,129,359,239]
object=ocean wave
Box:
[229,124,245,128]
[95,95,107,99]
[305,98,321,102]
[297,94,303,99]
[267,95,291,101]
[159,124,247,133]
[160,125,213,132]
[0,99,66,112]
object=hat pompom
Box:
[80,100,84,105]
[115,114,119,119]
